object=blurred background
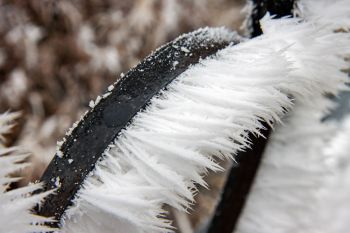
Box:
[0,0,246,231]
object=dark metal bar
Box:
[204,126,270,233]
[33,28,240,227]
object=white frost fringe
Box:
[0,112,53,233]
[318,117,350,233]
[62,2,350,233]
[235,0,350,232]
[235,111,350,233]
